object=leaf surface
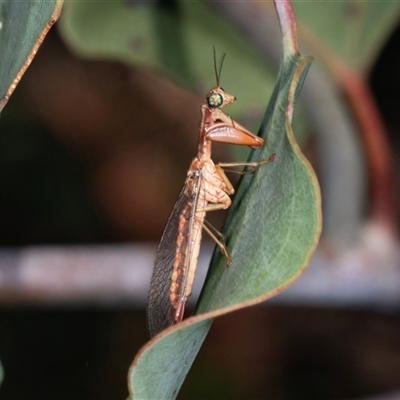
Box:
[293,1,400,72]
[0,0,63,112]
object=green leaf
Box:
[129,319,212,400]
[0,0,63,112]
[293,1,400,72]
[128,47,320,400]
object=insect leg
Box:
[218,153,275,174]
[198,202,229,212]
[203,218,225,240]
[202,220,232,265]
[213,165,234,193]
[195,203,232,265]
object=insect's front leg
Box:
[218,153,276,174]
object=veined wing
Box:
[146,169,202,338]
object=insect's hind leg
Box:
[202,220,232,265]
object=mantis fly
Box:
[146,51,272,338]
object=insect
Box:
[146,51,272,338]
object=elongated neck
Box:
[197,105,213,160]
[197,133,212,160]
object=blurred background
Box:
[1,1,400,399]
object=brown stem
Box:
[337,67,397,235]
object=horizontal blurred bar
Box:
[0,243,399,309]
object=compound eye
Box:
[207,92,223,108]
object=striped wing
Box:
[146,170,202,338]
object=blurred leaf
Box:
[293,0,400,72]
[128,44,320,400]
[0,0,63,112]
[58,0,275,128]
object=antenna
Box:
[213,46,226,87]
